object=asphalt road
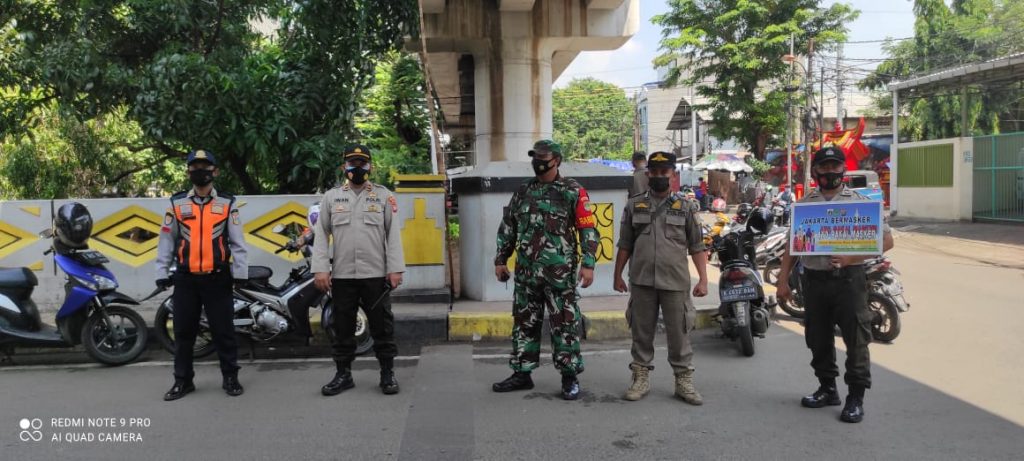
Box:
[2,228,1023,460]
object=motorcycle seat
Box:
[248,266,273,282]
[0,267,38,288]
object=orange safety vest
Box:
[170,192,235,274]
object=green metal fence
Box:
[898,143,954,187]
[973,132,1024,222]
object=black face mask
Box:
[815,172,844,190]
[531,157,556,176]
[345,166,369,185]
[189,169,214,187]
[649,176,670,193]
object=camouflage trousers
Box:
[509,279,585,376]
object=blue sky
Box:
[554,0,918,90]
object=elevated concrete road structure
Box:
[414,1,639,301]
[414,0,639,166]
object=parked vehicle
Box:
[0,203,148,365]
[845,170,884,202]
[712,207,775,357]
[152,212,373,358]
[770,256,908,343]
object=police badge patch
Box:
[231,210,240,225]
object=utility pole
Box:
[785,34,795,190]
[690,85,698,165]
[820,66,825,146]
[803,38,815,191]
[836,43,844,129]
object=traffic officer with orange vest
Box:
[155,149,248,401]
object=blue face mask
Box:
[345,166,369,184]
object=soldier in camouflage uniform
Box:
[492,139,600,401]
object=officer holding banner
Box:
[777,146,894,424]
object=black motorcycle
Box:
[152,234,372,357]
[712,207,774,357]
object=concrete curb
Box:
[448,285,777,342]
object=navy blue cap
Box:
[186,149,216,166]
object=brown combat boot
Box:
[623,364,651,401]
[674,370,704,406]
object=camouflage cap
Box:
[528,139,562,157]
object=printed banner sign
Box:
[789,200,884,256]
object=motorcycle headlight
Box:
[72,274,118,291]
[72,275,99,291]
[92,274,118,290]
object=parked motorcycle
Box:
[152,221,373,358]
[772,256,908,343]
[864,256,909,342]
[712,207,775,357]
[0,203,148,365]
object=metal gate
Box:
[973,132,1024,222]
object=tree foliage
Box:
[553,78,634,161]
[653,0,857,159]
[860,0,1024,140]
[0,0,419,196]
[355,52,432,188]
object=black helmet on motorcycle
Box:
[54,202,93,249]
[745,207,774,235]
[736,203,753,221]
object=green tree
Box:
[860,0,1024,139]
[552,78,634,161]
[653,0,858,159]
[355,52,432,188]
[0,0,419,195]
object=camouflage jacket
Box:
[495,176,600,275]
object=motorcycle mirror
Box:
[39,228,54,239]
[272,224,286,233]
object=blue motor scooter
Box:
[0,203,148,365]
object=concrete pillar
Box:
[474,41,553,167]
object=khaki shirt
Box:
[796,186,891,271]
[627,169,649,198]
[312,181,405,279]
[617,192,705,291]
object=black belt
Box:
[803,265,865,279]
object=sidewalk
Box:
[890,217,1024,270]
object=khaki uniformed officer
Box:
[627,151,649,198]
[613,151,709,405]
[312,144,405,396]
[777,146,894,424]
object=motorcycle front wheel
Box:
[81,305,149,365]
[322,300,374,355]
[868,294,901,343]
[153,297,217,358]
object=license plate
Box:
[721,285,758,302]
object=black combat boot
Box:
[492,371,534,392]
[379,358,400,395]
[561,374,581,401]
[163,380,196,401]
[322,363,355,396]
[801,379,841,408]
[222,375,244,397]
[840,386,866,423]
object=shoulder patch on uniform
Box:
[388,195,398,213]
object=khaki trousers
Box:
[627,284,696,373]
